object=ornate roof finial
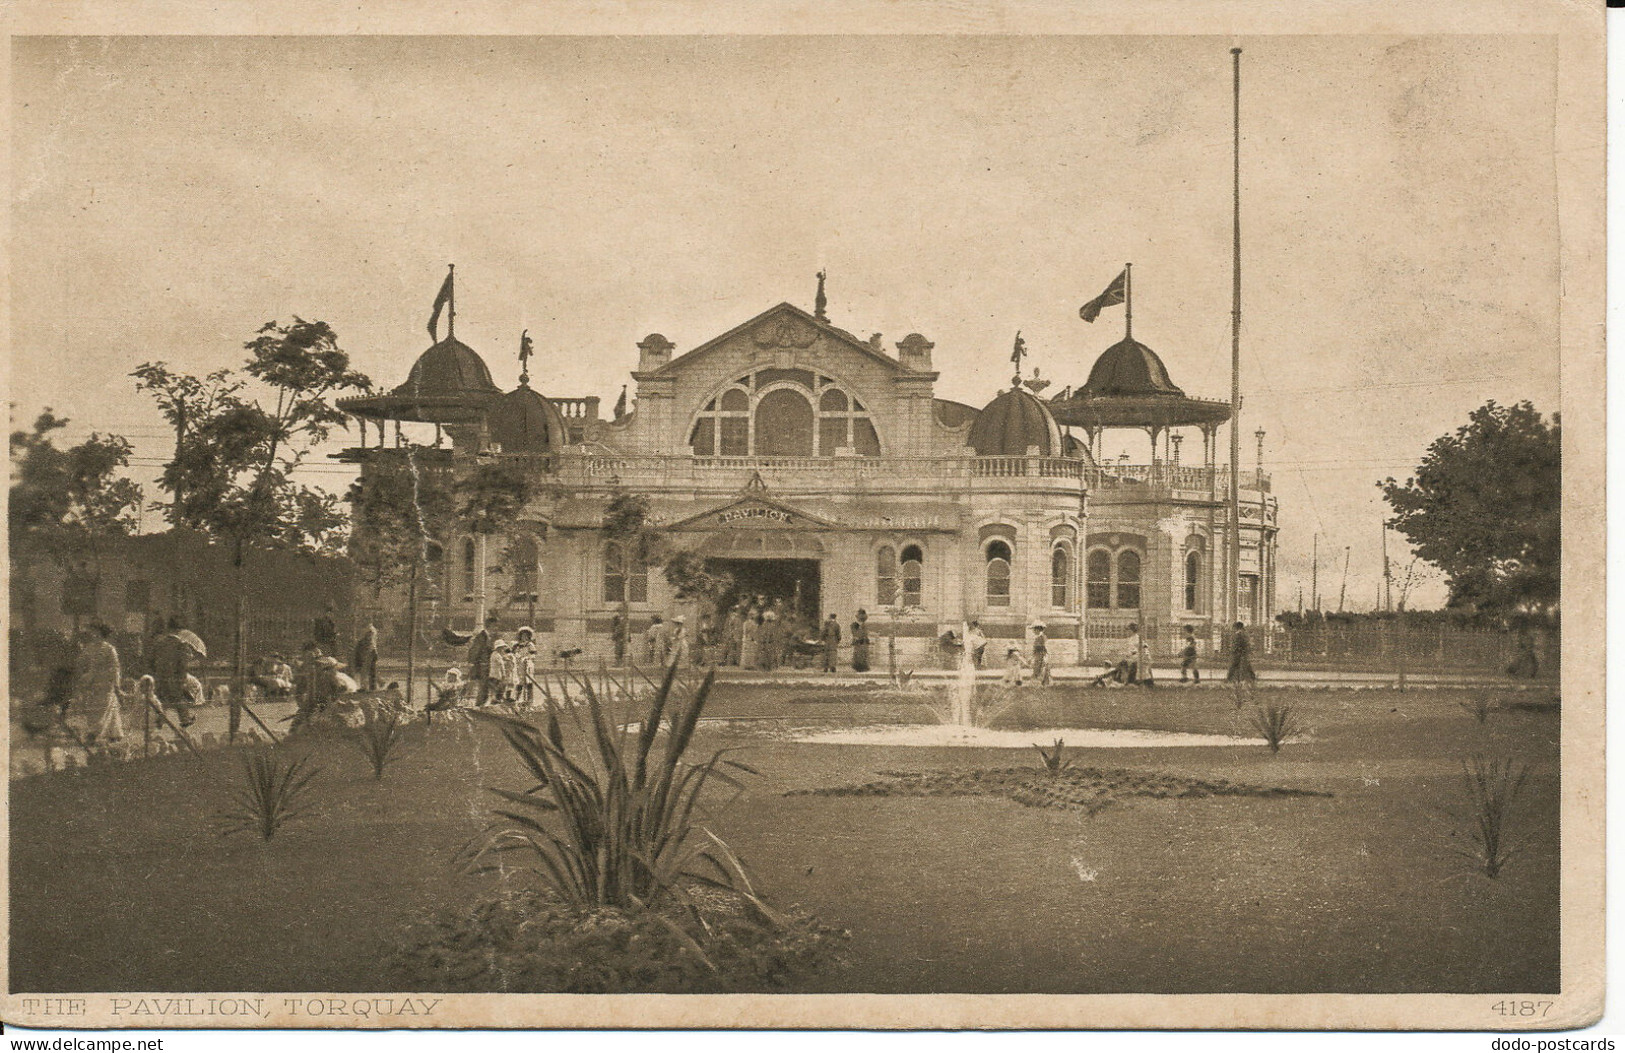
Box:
[814,270,828,322]
[1009,330,1027,387]
[518,329,534,387]
[1023,367,1051,394]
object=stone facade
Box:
[343,299,1277,668]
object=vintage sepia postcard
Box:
[0,0,1604,1033]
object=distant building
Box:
[340,293,1277,664]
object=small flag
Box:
[427,267,454,341]
[614,385,628,419]
[1079,269,1127,323]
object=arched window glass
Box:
[1051,546,1071,608]
[1086,550,1111,609]
[986,540,1012,607]
[691,374,881,458]
[900,544,924,608]
[754,389,815,456]
[511,536,540,606]
[1184,550,1201,612]
[1116,550,1142,610]
[876,545,898,606]
[462,538,477,602]
[603,541,648,605]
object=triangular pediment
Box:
[643,302,918,378]
[665,492,840,532]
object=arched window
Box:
[603,540,648,605]
[900,544,924,608]
[1086,550,1111,609]
[510,536,540,606]
[461,538,477,603]
[876,545,898,606]
[985,540,1012,607]
[753,389,815,456]
[1184,550,1202,612]
[690,372,881,458]
[1051,546,1071,608]
[1116,550,1142,610]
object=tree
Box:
[9,408,143,629]
[347,454,455,707]
[453,461,535,623]
[1380,401,1559,615]
[602,489,667,663]
[135,318,371,736]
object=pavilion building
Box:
[339,287,1277,666]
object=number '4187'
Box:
[1491,1000,1553,1017]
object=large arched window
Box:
[1116,550,1142,610]
[510,536,540,607]
[755,388,815,456]
[1051,546,1071,608]
[1184,550,1202,612]
[1086,550,1111,609]
[876,545,898,606]
[603,540,648,605]
[900,544,924,608]
[985,540,1012,607]
[690,372,881,457]
[461,538,477,603]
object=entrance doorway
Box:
[705,557,821,627]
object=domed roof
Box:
[1080,337,1185,398]
[391,337,501,399]
[487,383,567,454]
[966,386,1063,457]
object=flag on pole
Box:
[427,267,454,341]
[1079,269,1127,323]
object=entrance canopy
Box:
[696,530,827,558]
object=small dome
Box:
[966,386,1062,456]
[1079,337,1185,398]
[487,384,567,454]
[392,337,501,399]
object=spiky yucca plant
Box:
[1456,755,1529,878]
[354,706,406,780]
[1250,703,1301,754]
[1034,738,1069,776]
[218,749,322,841]
[466,665,777,926]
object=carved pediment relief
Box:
[752,313,820,350]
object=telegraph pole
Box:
[1227,47,1244,628]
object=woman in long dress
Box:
[850,609,871,672]
[759,608,779,671]
[739,608,760,670]
[77,624,124,743]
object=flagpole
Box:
[448,263,456,339]
[1124,262,1133,339]
[1228,47,1243,631]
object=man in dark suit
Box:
[468,613,499,706]
[149,616,196,727]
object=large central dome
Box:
[1079,336,1185,398]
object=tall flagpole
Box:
[1124,262,1133,339]
[1228,47,1243,630]
[448,263,456,339]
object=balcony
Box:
[541,452,1086,493]
[1085,463,1271,494]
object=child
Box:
[1002,645,1027,687]
[1180,625,1201,683]
[489,642,513,705]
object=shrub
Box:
[384,886,848,993]
[465,664,772,921]
[217,749,321,841]
[1249,704,1301,754]
[1454,755,1530,878]
[353,706,406,780]
[1034,738,1069,776]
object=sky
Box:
[11,34,1562,611]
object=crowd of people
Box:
[613,597,876,674]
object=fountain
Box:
[787,623,1260,749]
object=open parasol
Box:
[173,629,208,657]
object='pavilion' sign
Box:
[717,505,793,526]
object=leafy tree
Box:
[453,461,535,623]
[602,490,668,662]
[134,318,371,734]
[347,453,456,706]
[8,408,143,628]
[1380,401,1559,615]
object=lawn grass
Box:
[10,686,1558,993]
